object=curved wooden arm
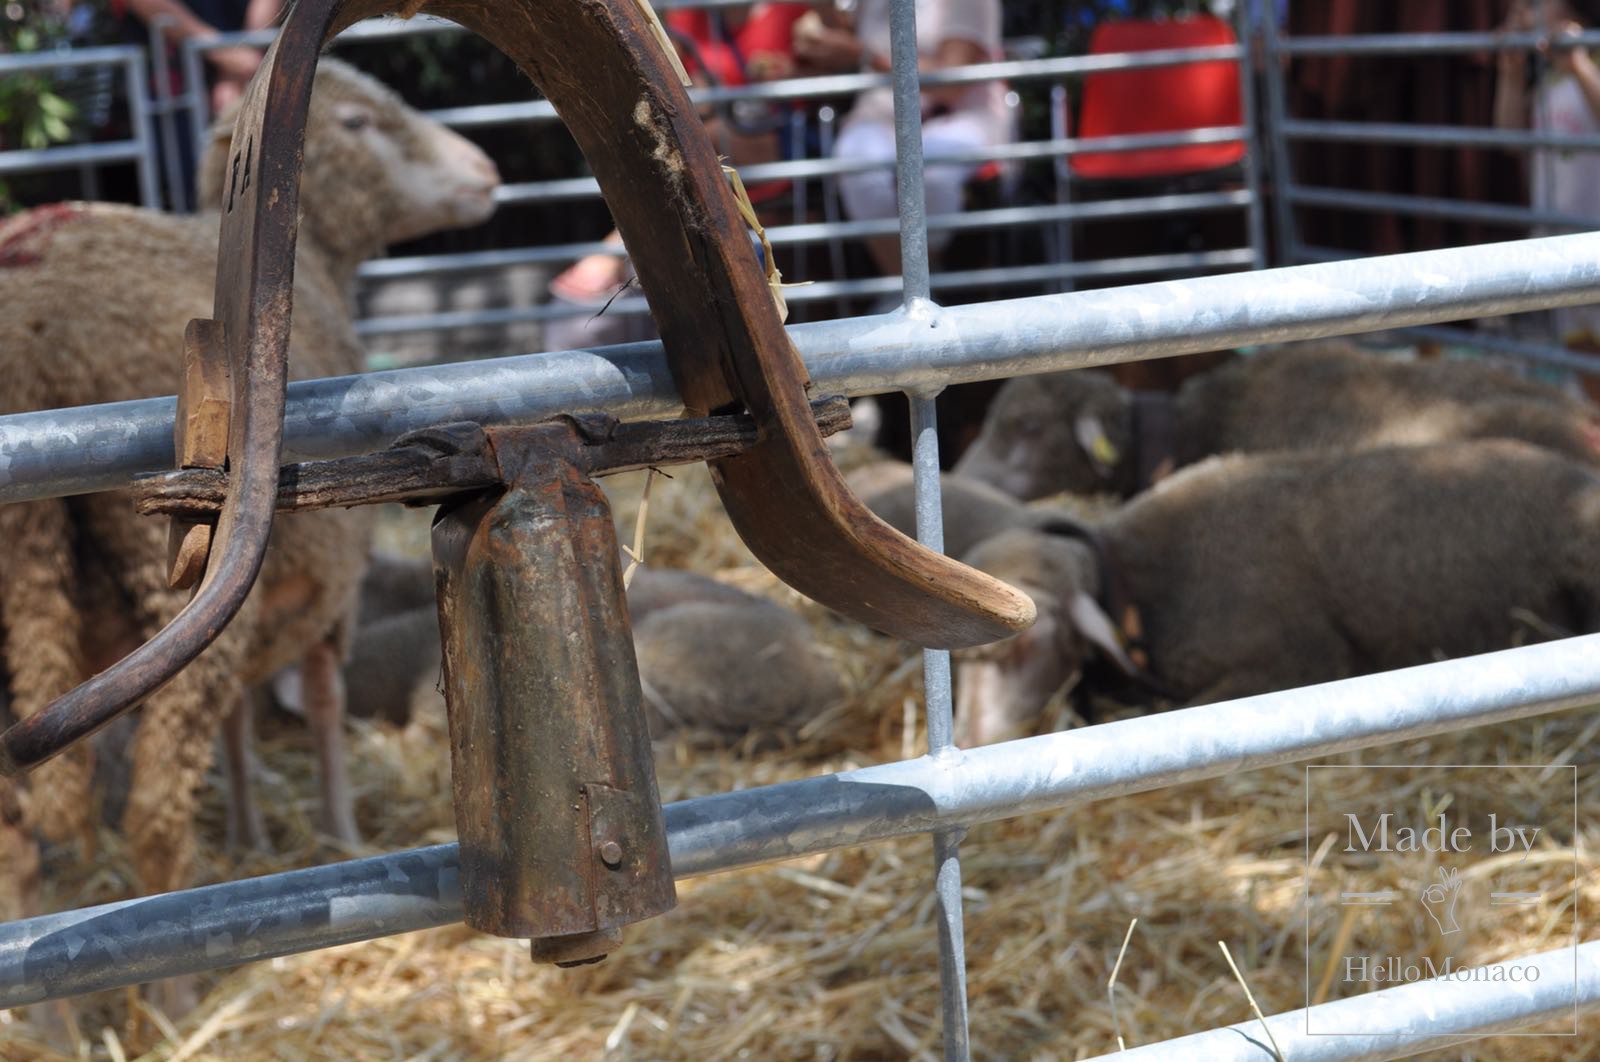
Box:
[419,0,1035,648]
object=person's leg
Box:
[834,118,903,276]
[919,111,998,259]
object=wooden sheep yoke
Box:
[0,0,1033,777]
[0,0,1035,962]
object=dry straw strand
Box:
[99,1027,126,1062]
[622,466,659,590]
[1218,940,1284,1062]
[1312,903,1360,1006]
[633,0,694,86]
[1107,917,1138,1052]
[133,997,182,1051]
[722,162,806,322]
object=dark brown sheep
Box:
[848,460,1082,561]
[955,440,1600,745]
[296,562,841,739]
[954,341,1600,500]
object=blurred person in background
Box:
[545,2,809,347]
[117,0,282,113]
[793,0,1012,286]
[1496,0,1600,397]
[113,0,282,208]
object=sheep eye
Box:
[341,112,373,131]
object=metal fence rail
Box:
[1088,941,1596,1061]
[1262,21,1600,366]
[0,46,158,209]
[160,14,1261,339]
[5,632,1599,1013]
[7,230,1599,503]
[356,187,1252,284]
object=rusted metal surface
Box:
[132,398,854,520]
[432,426,675,961]
[137,421,502,519]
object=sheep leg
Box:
[123,630,246,1021]
[221,695,269,852]
[302,637,359,844]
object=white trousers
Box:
[834,109,998,251]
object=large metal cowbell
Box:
[431,426,677,964]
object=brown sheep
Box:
[265,552,443,728]
[849,459,1078,561]
[953,340,1600,500]
[0,60,500,914]
[301,561,840,738]
[629,569,843,735]
[955,440,1600,745]
[272,553,442,727]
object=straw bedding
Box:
[3,454,1597,1060]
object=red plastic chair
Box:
[1070,15,1244,180]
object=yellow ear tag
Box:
[1091,433,1120,468]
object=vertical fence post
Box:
[1234,0,1267,270]
[1049,82,1076,293]
[123,50,161,210]
[909,391,971,1060]
[182,39,211,195]
[147,18,189,211]
[886,0,971,1057]
[1260,3,1299,265]
[790,106,811,299]
[888,0,931,306]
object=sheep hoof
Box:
[226,802,271,855]
[319,802,360,848]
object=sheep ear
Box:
[1073,414,1120,475]
[1065,591,1139,676]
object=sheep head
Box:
[953,369,1133,500]
[954,528,1108,746]
[200,59,500,276]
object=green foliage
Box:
[1,2,83,148]
[1,1,91,210]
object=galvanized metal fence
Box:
[0,46,159,210]
[155,4,1263,353]
[1261,22,1600,373]
[3,4,1600,1058]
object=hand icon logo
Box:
[1420,866,1463,936]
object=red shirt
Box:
[666,4,810,86]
